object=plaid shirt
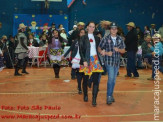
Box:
[99,34,126,66]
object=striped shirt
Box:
[99,34,125,66]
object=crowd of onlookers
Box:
[0,21,163,71]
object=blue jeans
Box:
[126,51,139,77]
[106,65,119,97]
[152,56,163,78]
[137,54,143,68]
[144,53,152,65]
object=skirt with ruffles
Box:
[49,48,68,65]
[79,55,103,76]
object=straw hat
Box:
[151,24,156,26]
[77,22,85,26]
[100,20,111,29]
[126,22,135,28]
[152,33,161,39]
[18,23,27,30]
[2,35,7,39]
[145,35,151,38]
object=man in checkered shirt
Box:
[98,22,126,105]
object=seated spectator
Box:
[58,24,63,32]
[141,35,153,65]
[136,45,143,69]
[136,26,144,45]
[147,34,163,80]
[27,33,39,47]
[39,34,48,47]
[0,35,13,68]
[60,28,67,40]
[144,26,150,36]
[158,24,163,44]
[68,25,77,36]
[8,36,17,64]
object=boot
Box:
[71,68,76,80]
[53,64,60,78]
[14,59,22,76]
[22,57,29,74]
[14,67,22,76]
[83,84,88,102]
[56,67,60,78]
[92,85,98,107]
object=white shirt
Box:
[60,33,67,40]
[111,36,117,46]
[30,39,33,44]
[0,49,2,54]
[88,33,97,56]
[74,46,81,59]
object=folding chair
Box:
[31,47,47,67]
[142,58,148,69]
[120,56,127,67]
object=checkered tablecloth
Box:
[28,46,39,58]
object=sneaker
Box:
[106,96,112,105]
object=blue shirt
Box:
[99,34,126,66]
[150,41,163,56]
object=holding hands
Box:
[100,49,113,56]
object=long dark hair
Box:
[87,21,96,27]
[48,29,63,44]
[77,29,85,40]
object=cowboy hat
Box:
[152,33,161,39]
[77,22,85,26]
[126,22,135,28]
[18,23,27,30]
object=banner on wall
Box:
[13,14,68,36]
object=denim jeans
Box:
[126,51,139,77]
[106,65,119,97]
[144,53,152,65]
[137,54,143,68]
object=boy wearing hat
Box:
[98,22,126,105]
[147,34,163,80]
[14,23,29,76]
